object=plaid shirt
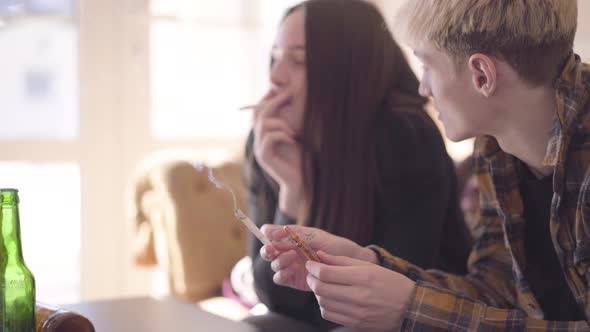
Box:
[370,53,590,331]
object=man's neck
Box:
[493,85,556,179]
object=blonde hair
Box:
[397,0,578,85]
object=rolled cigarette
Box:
[239,104,258,111]
[235,209,271,246]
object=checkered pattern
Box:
[369,54,590,331]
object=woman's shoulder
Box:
[375,108,455,193]
[378,107,447,155]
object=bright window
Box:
[0,162,80,303]
[0,0,80,303]
[0,1,78,141]
[149,0,301,140]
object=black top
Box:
[244,109,472,330]
[519,165,585,321]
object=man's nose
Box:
[418,80,431,98]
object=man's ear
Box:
[468,53,497,97]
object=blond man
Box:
[257,0,590,330]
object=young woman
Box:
[243,1,472,331]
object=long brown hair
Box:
[246,0,426,246]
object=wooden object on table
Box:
[36,303,95,332]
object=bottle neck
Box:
[1,189,25,262]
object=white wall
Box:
[575,1,590,59]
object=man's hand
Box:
[259,224,379,291]
[306,252,416,332]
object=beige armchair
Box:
[127,154,248,303]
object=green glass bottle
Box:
[0,188,35,332]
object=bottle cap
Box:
[0,189,19,204]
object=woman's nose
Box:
[270,60,289,88]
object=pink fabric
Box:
[222,277,256,309]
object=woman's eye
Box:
[289,56,305,66]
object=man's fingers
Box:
[317,251,372,266]
[306,255,372,285]
[270,250,299,272]
[271,239,298,251]
[261,224,282,239]
[273,264,299,286]
[315,295,362,319]
[260,245,278,261]
[306,274,358,302]
[280,225,323,249]
[319,308,360,328]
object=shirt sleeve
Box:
[400,282,590,331]
[368,160,590,331]
[369,208,590,331]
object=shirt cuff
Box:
[366,245,386,265]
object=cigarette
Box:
[234,209,271,246]
[239,104,258,111]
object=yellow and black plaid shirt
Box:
[370,53,590,331]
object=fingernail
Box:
[306,274,313,287]
[273,272,281,284]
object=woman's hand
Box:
[259,224,378,292]
[306,252,416,332]
[253,90,304,217]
